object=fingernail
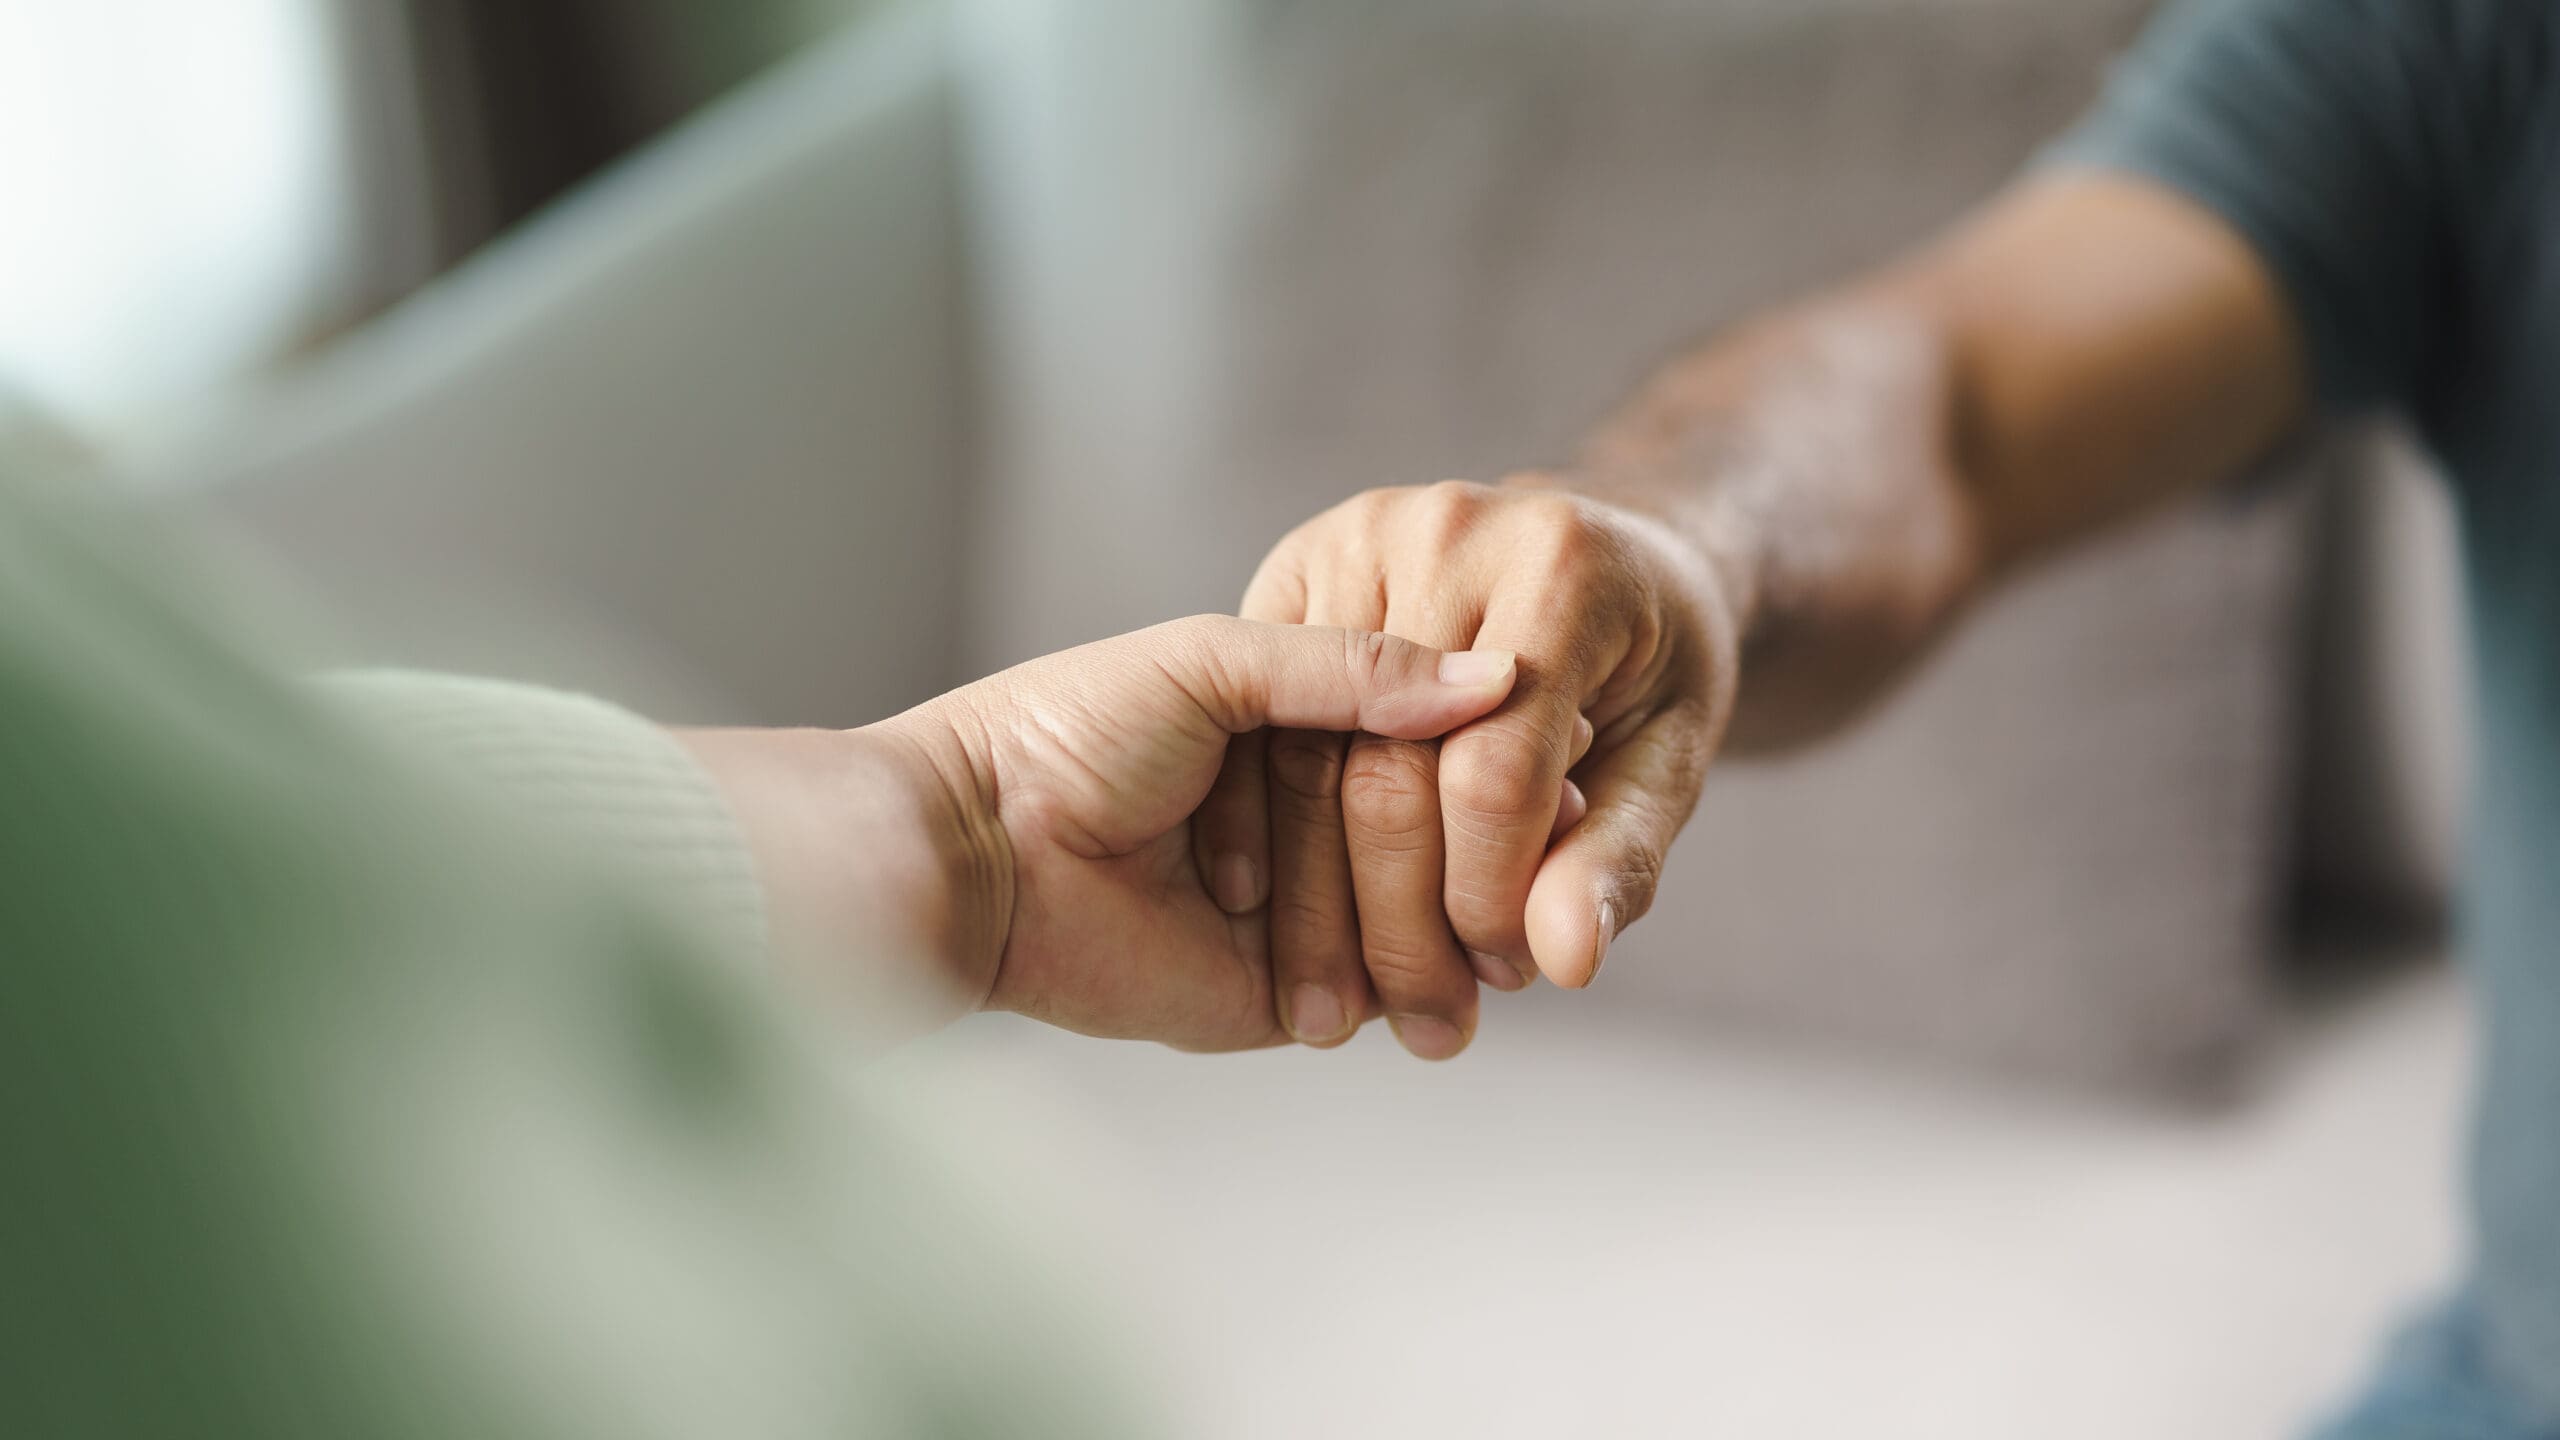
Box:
[1571,711,1595,759]
[1289,983,1348,1044]
[1211,853,1262,914]
[1436,649,1515,688]
[1389,1014,1465,1061]
[1592,899,1617,981]
[1467,950,1528,992]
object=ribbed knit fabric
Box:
[325,670,767,963]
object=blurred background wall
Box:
[0,1,355,429]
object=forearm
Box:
[1557,176,2305,752]
[1564,286,1984,751]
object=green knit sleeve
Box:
[0,419,1149,1440]
[323,670,767,962]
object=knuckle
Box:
[1340,626,1396,692]
[1510,495,1632,585]
[1359,939,1456,993]
[1172,614,1255,717]
[1269,894,1355,949]
[1648,697,1720,807]
[1348,486,1406,532]
[1438,726,1556,829]
[1507,487,1585,539]
[1160,612,1236,659]
[1444,884,1529,946]
[1421,477,1493,508]
[1418,478,1495,548]
[1526,515,1607,579]
[1267,733,1346,803]
[1240,548,1309,619]
[1340,741,1439,838]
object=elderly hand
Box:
[686,616,1517,1050]
[1195,478,1741,1059]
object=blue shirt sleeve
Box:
[2039,0,2529,420]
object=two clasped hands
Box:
[683,476,1741,1060]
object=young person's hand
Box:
[680,616,1516,1050]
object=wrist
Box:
[859,704,1015,1012]
[672,712,1013,1026]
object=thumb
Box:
[1523,700,1713,988]
[1153,614,1517,739]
